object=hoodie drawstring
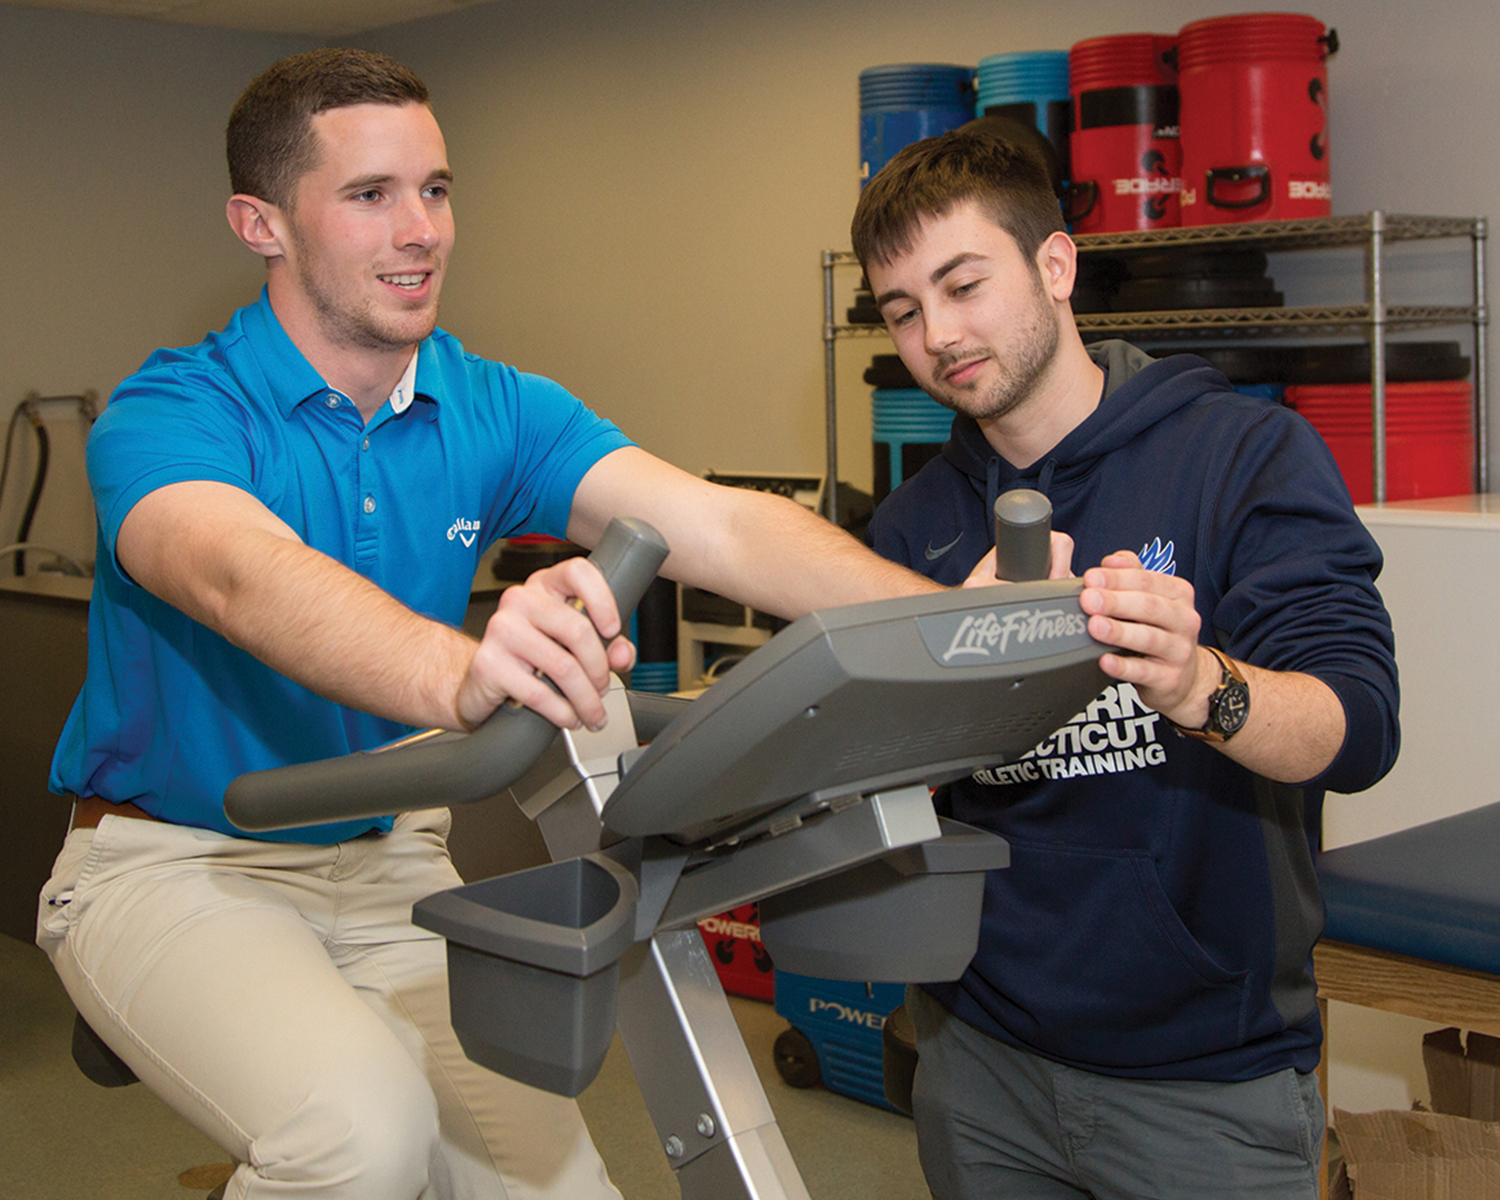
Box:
[1037,458,1057,495]
[985,459,1000,545]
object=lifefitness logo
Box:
[940,607,1087,664]
[808,998,887,1030]
[447,517,480,548]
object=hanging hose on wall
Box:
[15,405,49,576]
[0,392,98,577]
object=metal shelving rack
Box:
[822,212,1488,517]
[820,249,884,526]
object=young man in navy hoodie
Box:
[853,128,1399,1199]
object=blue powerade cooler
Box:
[772,971,907,1112]
[859,63,976,186]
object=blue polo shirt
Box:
[50,288,632,843]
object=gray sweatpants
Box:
[906,985,1323,1200]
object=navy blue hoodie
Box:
[869,341,1399,1081]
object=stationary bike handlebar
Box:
[223,517,671,833]
[994,489,1052,584]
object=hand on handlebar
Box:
[1078,550,1204,719]
[223,517,669,833]
[961,530,1076,587]
[457,556,638,733]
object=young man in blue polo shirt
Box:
[37,49,946,1200]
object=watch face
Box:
[1211,682,1250,736]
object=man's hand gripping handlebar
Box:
[223,517,670,832]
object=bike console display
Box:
[602,579,1105,845]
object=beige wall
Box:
[0,7,309,562]
[4,0,1497,1114]
[9,0,1500,561]
[368,0,1499,496]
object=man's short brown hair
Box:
[851,126,1065,273]
[226,47,431,210]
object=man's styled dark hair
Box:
[851,127,1066,273]
[226,47,431,209]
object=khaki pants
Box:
[37,808,619,1200]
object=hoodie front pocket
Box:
[976,838,1253,1069]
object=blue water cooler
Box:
[859,63,976,186]
[772,971,907,1112]
[871,387,954,503]
[973,50,1071,188]
[974,50,1071,177]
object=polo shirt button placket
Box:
[352,409,380,569]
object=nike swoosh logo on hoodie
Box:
[925,533,963,561]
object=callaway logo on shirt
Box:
[448,518,480,548]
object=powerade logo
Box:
[918,602,1092,668]
[1112,176,1182,196]
[807,998,887,1030]
[1129,149,1181,220]
[1289,180,1332,201]
[698,914,762,943]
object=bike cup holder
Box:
[415,854,640,1097]
[417,808,1010,1099]
[411,575,1104,1116]
[757,817,1008,982]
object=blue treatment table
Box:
[1314,801,1500,1198]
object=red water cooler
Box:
[1066,33,1182,234]
[1178,12,1338,225]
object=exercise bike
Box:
[226,507,1105,1200]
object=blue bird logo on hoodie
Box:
[1139,537,1176,575]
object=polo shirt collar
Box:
[388,348,419,414]
[243,289,326,420]
[243,287,436,419]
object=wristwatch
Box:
[1167,646,1249,743]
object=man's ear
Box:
[226,195,288,260]
[1036,230,1077,304]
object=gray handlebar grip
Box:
[224,517,671,832]
[993,490,1052,583]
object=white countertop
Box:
[1356,492,1500,529]
[0,573,94,602]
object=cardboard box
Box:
[1333,1029,1500,1198]
[1423,1027,1500,1124]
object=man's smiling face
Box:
[279,101,455,355]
